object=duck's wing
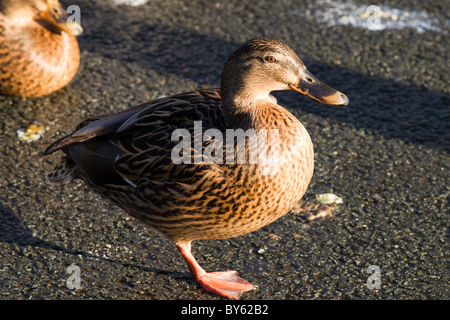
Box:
[45,89,225,187]
[45,89,219,153]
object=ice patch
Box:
[112,0,148,6]
[302,0,446,34]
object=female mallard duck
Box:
[44,37,348,299]
[0,0,82,97]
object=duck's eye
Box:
[265,56,277,63]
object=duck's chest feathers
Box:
[234,102,314,180]
[0,17,80,96]
[225,103,315,225]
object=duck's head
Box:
[1,0,82,36]
[220,37,348,107]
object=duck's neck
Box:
[221,86,279,130]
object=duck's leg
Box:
[177,242,257,299]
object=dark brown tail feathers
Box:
[47,156,77,185]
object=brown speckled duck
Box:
[44,37,348,299]
[0,0,82,97]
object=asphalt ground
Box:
[0,0,449,301]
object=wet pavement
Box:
[0,0,449,300]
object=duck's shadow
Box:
[0,204,175,277]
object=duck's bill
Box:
[38,0,83,36]
[290,69,349,106]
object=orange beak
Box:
[37,0,83,36]
[289,69,348,106]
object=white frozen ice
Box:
[301,0,446,34]
[112,0,149,6]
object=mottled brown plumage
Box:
[0,0,82,97]
[44,37,348,299]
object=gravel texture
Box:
[0,0,448,300]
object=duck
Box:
[0,0,82,97]
[44,37,348,299]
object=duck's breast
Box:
[0,19,80,96]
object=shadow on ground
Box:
[74,2,449,153]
